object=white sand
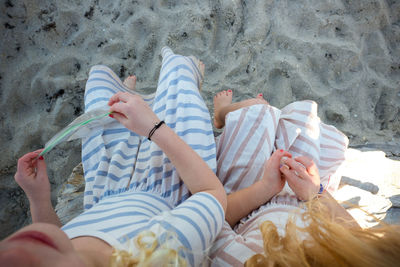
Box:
[1,0,399,237]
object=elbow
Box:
[225,212,235,228]
[220,192,228,214]
[208,185,227,214]
[214,187,227,214]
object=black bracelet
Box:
[148,121,165,141]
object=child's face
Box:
[0,223,85,267]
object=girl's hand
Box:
[280,156,320,201]
[108,92,160,137]
[261,149,292,196]
[14,150,51,204]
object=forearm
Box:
[29,199,62,227]
[152,125,227,211]
[319,191,360,229]
[226,180,276,227]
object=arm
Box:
[151,125,226,209]
[225,150,291,227]
[318,190,360,229]
[280,156,320,201]
[280,155,359,228]
[108,92,227,212]
[14,150,62,227]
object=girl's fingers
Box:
[280,165,303,188]
[22,151,41,161]
[109,111,128,124]
[272,149,292,159]
[108,92,131,106]
[18,152,39,171]
[35,158,47,175]
[17,150,46,171]
[295,156,318,176]
[281,150,292,158]
[109,102,129,117]
[33,149,44,155]
[281,167,313,200]
[294,156,313,168]
[281,157,308,179]
[267,150,292,169]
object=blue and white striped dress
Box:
[62,47,224,266]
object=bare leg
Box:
[123,75,137,91]
[198,61,205,91]
[213,91,268,129]
[189,56,205,91]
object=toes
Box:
[256,93,263,99]
[214,91,223,100]
[123,75,136,90]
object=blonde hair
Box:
[245,199,400,267]
[109,231,188,267]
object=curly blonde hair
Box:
[245,198,400,267]
[109,231,188,267]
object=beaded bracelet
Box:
[148,121,165,141]
[318,183,324,194]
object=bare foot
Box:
[240,95,269,107]
[123,75,136,91]
[213,90,233,129]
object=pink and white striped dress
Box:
[210,101,348,266]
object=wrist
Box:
[29,195,52,208]
[304,183,321,201]
[318,183,324,194]
[256,179,278,204]
[147,120,165,141]
[260,178,281,197]
[149,122,169,144]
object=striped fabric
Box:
[63,191,224,266]
[210,102,348,266]
[80,46,216,210]
[216,102,348,196]
[62,47,223,266]
[210,197,306,266]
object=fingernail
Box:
[280,156,288,166]
[228,89,232,92]
[39,156,44,160]
[280,149,283,152]
[281,164,289,170]
[109,114,114,118]
[259,93,263,96]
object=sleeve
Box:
[209,221,264,266]
[147,192,225,267]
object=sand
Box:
[1,0,399,238]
